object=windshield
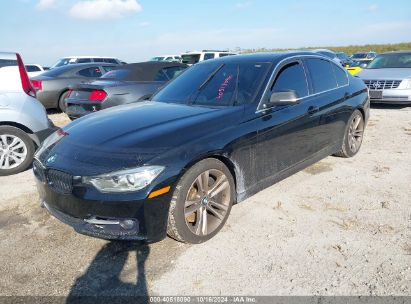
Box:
[351,53,367,59]
[366,53,411,69]
[182,54,201,64]
[153,61,271,107]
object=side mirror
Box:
[267,90,300,107]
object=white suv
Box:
[0,52,56,175]
[181,50,236,65]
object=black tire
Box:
[58,90,70,112]
[0,126,35,176]
[334,109,365,158]
[167,158,235,244]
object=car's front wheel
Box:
[0,126,35,176]
[167,158,235,243]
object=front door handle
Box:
[308,106,319,115]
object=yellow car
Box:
[345,60,372,75]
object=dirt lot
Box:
[0,106,410,297]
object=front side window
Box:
[271,62,308,99]
[25,65,41,72]
[78,67,102,77]
[204,53,215,61]
[305,58,337,93]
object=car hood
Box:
[45,102,242,175]
[357,68,411,80]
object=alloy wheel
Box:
[0,134,28,170]
[184,169,231,236]
[348,114,364,154]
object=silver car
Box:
[357,51,411,104]
[0,52,56,175]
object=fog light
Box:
[120,219,135,230]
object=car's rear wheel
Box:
[0,126,35,176]
[58,91,70,112]
[334,109,365,158]
[167,158,235,243]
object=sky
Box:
[1,0,410,66]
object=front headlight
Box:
[82,166,165,193]
[399,79,411,89]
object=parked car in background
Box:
[30,63,118,111]
[336,52,352,66]
[0,52,55,176]
[312,49,342,65]
[357,51,411,104]
[65,61,187,119]
[50,56,124,69]
[181,50,236,65]
[351,51,377,62]
[34,52,369,244]
[150,55,182,62]
[26,64,47,77]
[345,60,370,75]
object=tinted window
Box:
[93,58,105,63]
[204,53,215,61]
[333,64,348,87]
[78,67,102,77]
[305,58,337,93]
[271,62,308,98]
[26,65,41,72]
[77,58,92,63]
[103,58,118,64]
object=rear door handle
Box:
[308,106,319,115]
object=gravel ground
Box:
[0,106,410,297]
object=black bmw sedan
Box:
[34,52,369,244]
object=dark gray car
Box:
[64,61,187,119]
[30,63,118,111]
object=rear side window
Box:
[77,58,92,64]
[78,67,102,77]
[0,59,17,68]
[305,58,337,93]
[333,64,348,87]
[204,53,215,61]
[271,62,308,99]
[102,65,117,73]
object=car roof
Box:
[198,51,325,64]
[109,61,188,81]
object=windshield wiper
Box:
[198,64,224,91]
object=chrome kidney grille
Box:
[33,160,73,194]
[364,80,401,90]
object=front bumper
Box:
[35,170,173,242]
[30,119,57,146]
[369,88,411,105]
